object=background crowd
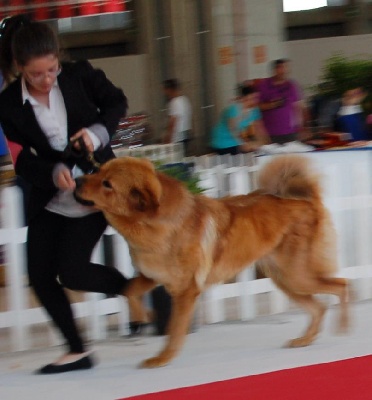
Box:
[160,58,371,157]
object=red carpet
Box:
[120,355,372,400]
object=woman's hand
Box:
[56,168,76,190]
[271,98,285,109]
[70,129,94,153]
[240,142,259,153]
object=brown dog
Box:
[75,155,349,368]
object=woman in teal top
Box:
[211,84,269,155]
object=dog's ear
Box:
[129,186,160,213]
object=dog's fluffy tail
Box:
[257,155,322,200]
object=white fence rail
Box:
[1,150,372,352]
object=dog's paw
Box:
[139,356,169,369]
[285,336,313,348]
[335,315,350,335]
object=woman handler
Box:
[0,17,132,374]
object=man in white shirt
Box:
[163,79,192,155]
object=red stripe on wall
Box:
[33,0,49,21]
[0,1,126,21]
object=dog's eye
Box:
[102,180,112,189]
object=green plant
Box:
[317,54,372,114]
[155,162,205,195]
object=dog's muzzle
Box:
[74,177,96,206]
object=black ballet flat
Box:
[36,355,94,375]
[128,321,144,337]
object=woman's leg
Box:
[56,212,128,295]
[213,147,238,155]
[27,210,86,354]
[28,210,131,373]
[28,211,129,357]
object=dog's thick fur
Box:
[75,155,349,368]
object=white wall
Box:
[212,0,238,111]
[245,0,285,80]
[89,54,149,115]
[287,34,372,96]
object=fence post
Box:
[352,160,372,300]
[203,286,225,324]
[1,185,29,351]
[198,168,219,198]
[86,239,107,341]
[112,232,133,336]
[237,267,256,320]
[229,166,251,196]
[270,288,289,314]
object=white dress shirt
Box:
[21,77,101,217]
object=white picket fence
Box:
[1,149,372,352]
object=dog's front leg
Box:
[140,285,200,368]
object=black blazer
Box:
[0,60,128,221]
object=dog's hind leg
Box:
[315,276,349,334]
[266,269,327,348]
[284,293,326,348]
[269,267,349,347]
[140,284,200,368]
[288,275,349,338]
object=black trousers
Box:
[212,146,239,155]
[27,210,128,353]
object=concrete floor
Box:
[1,299,372,400]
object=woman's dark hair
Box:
[0,14,31,83]
[0,16,59,83]
[272,58,289,71]
[163,78,180,90]
[239,84,257,98]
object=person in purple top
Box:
[258,59,306,144]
